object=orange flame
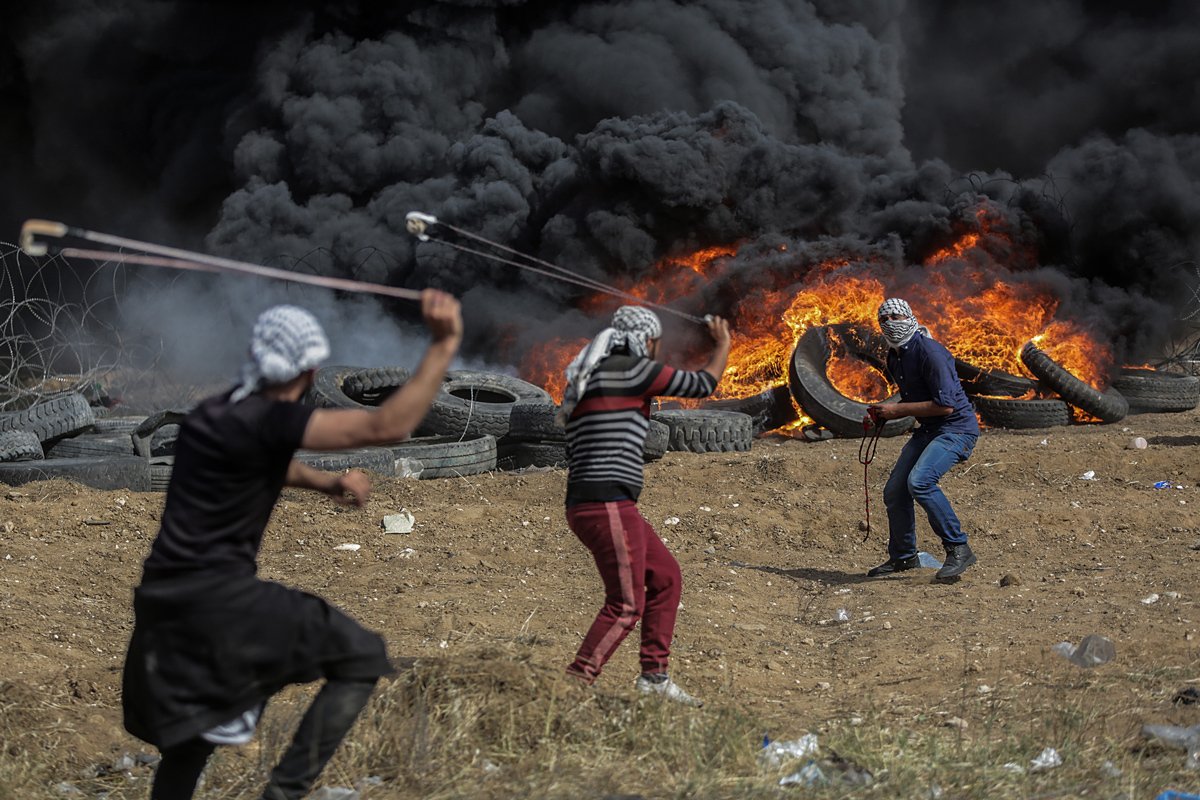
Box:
[519,202,1113,423]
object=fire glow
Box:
[520,204,1113,423]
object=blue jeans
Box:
[883,430,977,560]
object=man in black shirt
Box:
[122,290,461,800]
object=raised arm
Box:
[300,289,463,450]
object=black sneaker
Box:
[866,554,921,577]
[936,543,977,580]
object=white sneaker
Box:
[635,674,704,707]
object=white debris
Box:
[1080,470,1097,480]
[333,543,361,552]
[382,510,415,534]
[761,733,819,767]
[664,516,681,526]
[1141,593,1161,605]
[1030,747,1062,771]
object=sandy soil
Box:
[1,408,1198,788]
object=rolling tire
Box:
[650,409,753,453]
[1111,368,1200,414]
[702,384,797,435]
[419,372,552,438]
[970,395,1070,429]
[0,393,96,444]
[0,455,151,491]
[0,431,43,463]
[294,448,397,476]
[788,325,914,439]
[1020,342,1128,423]
[954,359,1038,397]
[387,434,497,479]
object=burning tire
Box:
[954,359,1038,398]
[650,409,753,453]
[0,392,96,444]
[1111,368,1200,414]
[294,447,397,476]
[420,371,552,438]
[1020,342,1128,423]
[0,430,43,463]
[387,434,497,479]
[702,385,797,435]
[969,395,1070,429]
[787,325,914,439]
[0,455,151,491]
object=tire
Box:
[1112,368,1200,414]
[788,325,915,439]
[496,441,568,471]
[0,430,43,463]
[419,371,553,438]
[505,402,565,443]
[1020,342,1128,423]
[643,418,669,463]
[0,455,151,491]
[341,367,412,407]
[92,416,146,434]
[45,433,136,459]
[970,395,1070,429]
[0,393,96,444]
[294,448,397,476]
[650,409,753,453]
[954,359,1038,397]
[149,457,173,492]
[133,410,189,458]
[702,384,797,435]
[387,434,497,479]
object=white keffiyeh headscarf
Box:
[230,305,330,403]
[556,305,662,426]
[877,298,927,349]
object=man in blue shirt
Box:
[865,298,980,580]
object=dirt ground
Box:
[1,408,1199,792]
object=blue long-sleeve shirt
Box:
[885,334,980,437]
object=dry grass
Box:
[2,641,1197,800]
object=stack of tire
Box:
[955,343,1199,429]
[0,392,154,490]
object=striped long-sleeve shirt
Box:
[565,352,717,506]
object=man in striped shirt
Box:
[558,305,731,705]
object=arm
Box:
[285,461,371,507]
[300,289,463,450]
[701,315,731,384]
[870,400,953,421]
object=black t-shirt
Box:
[141,391,313,582]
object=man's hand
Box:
[329,469,371,507]
[422,289,462,344]
[706,315,731,349]
[867,403,898,422]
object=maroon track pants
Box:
[566,500,682,683]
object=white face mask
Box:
[880,316,919,346]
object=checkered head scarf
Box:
[230,305,330,403]
[877,298,923,348]
[556,305,663,425]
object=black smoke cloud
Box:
[2,0,1198,383]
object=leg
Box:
[261,678,377,800]
[883,435,930,559]
[151,738,215,800]
[906,432,976,546]
[566,501,647,683]
[637,512,681,675]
